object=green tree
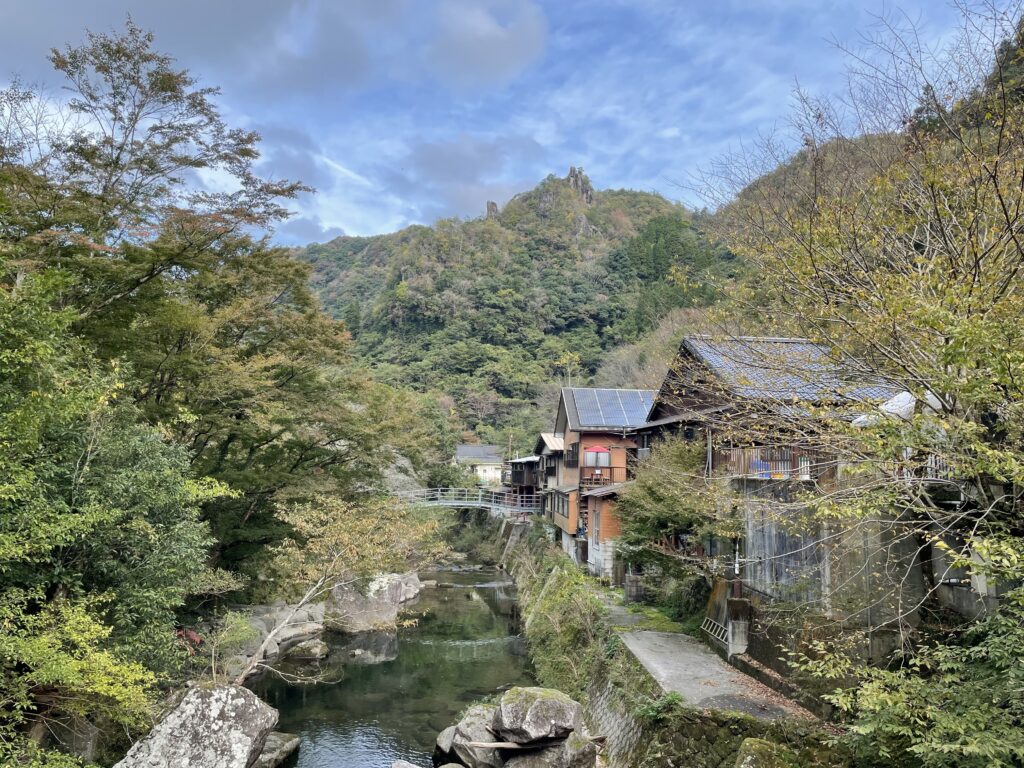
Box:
[0,266,226,762]
[697,6,1024,764]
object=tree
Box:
[688,3,1024,763]
[1,22,437,571]
[0,263,229,762]
[232,496,445,683]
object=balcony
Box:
[580,465,628,487]
[713,446,835,484]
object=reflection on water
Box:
[253,570,534,768]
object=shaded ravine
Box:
[253,569,534,768]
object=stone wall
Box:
[501,520,847,768]
[585,674,645,766]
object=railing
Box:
[713,446,834,483]
[580,465,628,487]
[715,446,959,490]
[395,488,542,516]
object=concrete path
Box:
[619,631,812,721]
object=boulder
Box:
[504,732,596,768]
[114,685,277,768]
[275,620,323,651]
[433,725,457,765]
[492,688,582,744]
[287,637,329,661]
[451,704,502,768]
[399,571,423,603]
[393,762,423,768]
[254,731,301,767]
[326,572,420,633]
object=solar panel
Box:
[569,388,656,428]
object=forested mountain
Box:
[302,169,739,448]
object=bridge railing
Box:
[396,487,542,515]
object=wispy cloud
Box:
[0,0,962,242]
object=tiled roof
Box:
[562,388,657,431]
[454,444,503,463]
[682,336,894,404]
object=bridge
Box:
[395,487,542,516]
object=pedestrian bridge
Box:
[395,487,542,516]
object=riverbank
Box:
[253,566,533,767]
[500,520,848,768]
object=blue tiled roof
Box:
[683,337,894,404]
[563,388,657,430]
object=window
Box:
[566,442,579,467]
[584,447,611,467]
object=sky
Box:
[0,1,963,244]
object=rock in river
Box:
[255,731,301,767]
[505,732,596,768]
[451,704,503,768]
[492,687,583,744]
[326,571,422,632]
[114,685,277,768]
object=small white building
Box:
[454,444,504,486]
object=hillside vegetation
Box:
[302,169,739,448]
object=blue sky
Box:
[1,1,962,243]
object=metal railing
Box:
[395,488,542,516]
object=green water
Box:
[253,570,534,767]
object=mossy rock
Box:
[733,738,800,768]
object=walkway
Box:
[621,632,812,720]
[395,487,542,516]
[602,598,812,722]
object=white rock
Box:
[114,685,277,768]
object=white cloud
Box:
[425,0,548,88]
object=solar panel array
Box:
[570,388,656,428]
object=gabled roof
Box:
[669,336,893,407]
[454,444,503,464]
[558,388,657,432]
[535,433,564,454]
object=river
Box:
[253,569,534,767]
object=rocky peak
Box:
[486,200,499,218]
[566,166,594,204]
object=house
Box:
[507,455,541,500]
[543,388,656,581]
[641,336,929,664]
[454,444,505,486]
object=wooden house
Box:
[543,388,657,581]
[642,336,931,664]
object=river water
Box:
[253,569,535,767]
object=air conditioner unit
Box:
[637,448,652,460]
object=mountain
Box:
[300,168,738,450]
